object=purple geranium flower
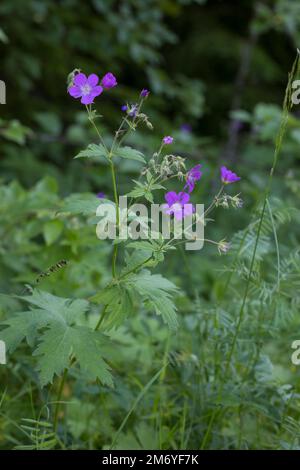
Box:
[163,136,173,145]
[97,192,106,199]
[68,73,103,105]
[140,88,150,98]
[163,191,194,220]
[101,72,117,89]
[184,164,202,193]
[220,166,241,184]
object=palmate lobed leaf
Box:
[34,324,113,387]
[91,270,179,330]
[127,270,179,330]
[0,290,112,387]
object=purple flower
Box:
[68,73,103,105]
[220,166,241,184]
[101,72,117,89]
[184,164,202,193]
[121,104,128,112]
[163,136,173,145]
[163,191,194,220]
[140,88,150,98]
[97,192,106,199]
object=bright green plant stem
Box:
[200,52,300,450]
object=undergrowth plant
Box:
[0,70,242,444]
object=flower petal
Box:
[173,209,184,220]
[91,85,103,97]
[183,204,194,217]
[87,74,99,86]
[165,191,178,206]
[68,85,82,98]
[74,73,87,86]
[178,192,190,204]
[81,94,94,105]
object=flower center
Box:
[171,203,182,212]
[81,84,92,95]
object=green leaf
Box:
[74,143,108,161]
[127,241,155,252]
[127,271,179,330]
[91,285,134,330]
[0,309,53,352]
[92,265,179,330]
[18,290,89,324]
[115,146,145,163]
[43,220,64,245]
[0,290,111,387]
[59,193,103,216]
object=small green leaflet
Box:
[127,178,164,203]
[114,146,145,163]
[74,143,108,162]
[0,290,112,387]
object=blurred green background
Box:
[1,0,300,450]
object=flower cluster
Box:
[163,153,241,225]
[68,71,117,105]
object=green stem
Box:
[110,159,119,278]
[53,368,68,432]
[94,305,109,331]
[204,185,224,217]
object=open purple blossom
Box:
[121,104,128,112]
[163,136,173,145]
[68,73,103,105]
[101,72,117,89]
[140,88,150,98]
[184,164,202,193]
[97,192,106,199]
[220,166,241,184]
[163,191,194,220]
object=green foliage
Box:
[0,290,112,387]
[1,0,300,453]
